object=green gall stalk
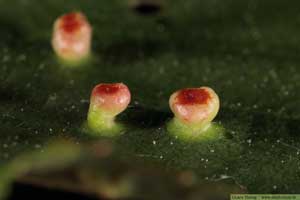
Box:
[87,83,131,136]
[167,86,222,140]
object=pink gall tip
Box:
[52,12,92,62]
[90,83,131,116]
[169,87,220,128]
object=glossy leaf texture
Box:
[0,0,300,199]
